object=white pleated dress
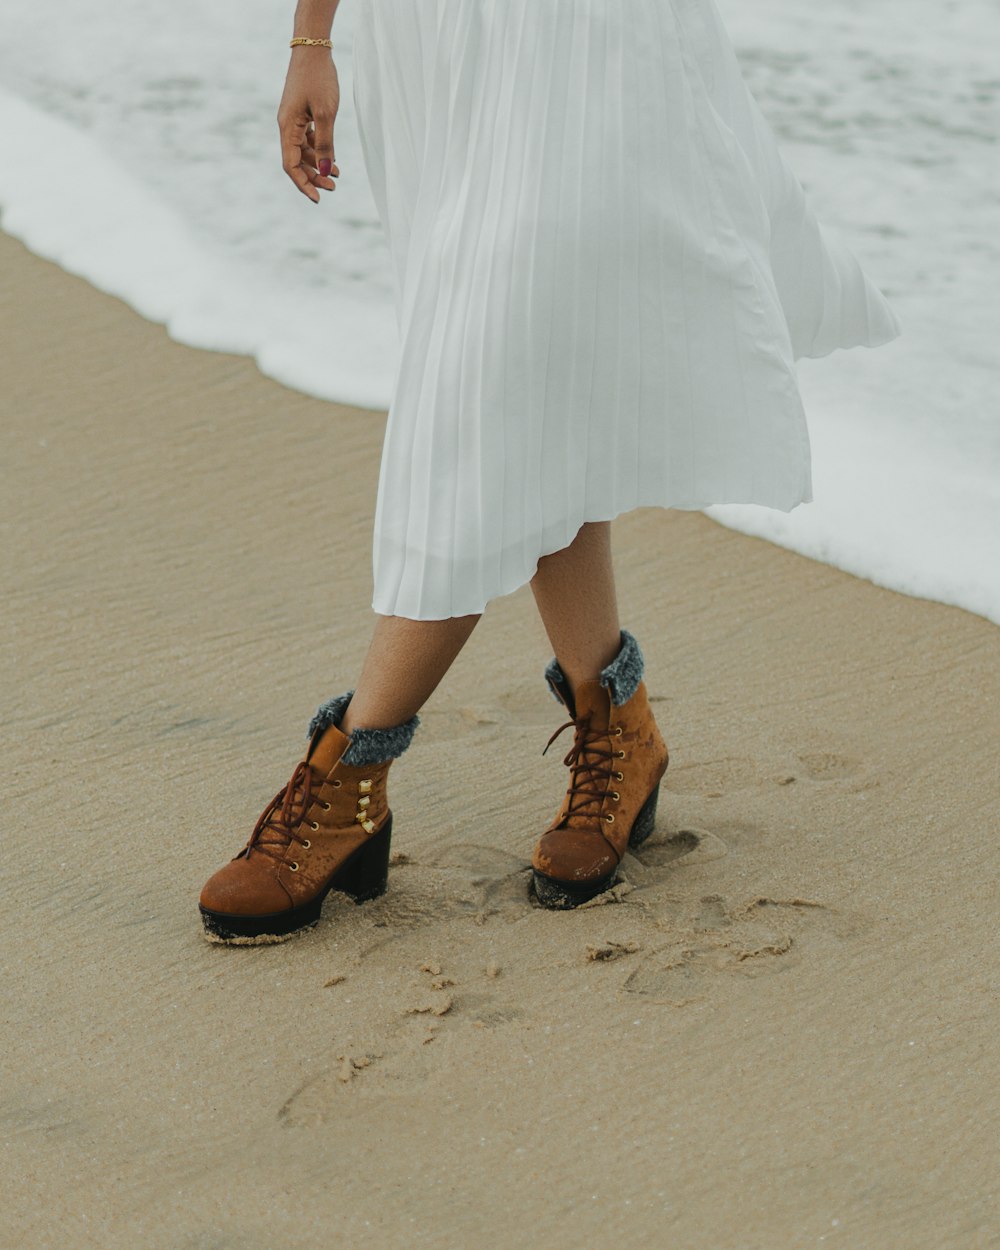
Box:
[351,0,901,620]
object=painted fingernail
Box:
[319,159,331,176]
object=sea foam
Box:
[0,86,397,412]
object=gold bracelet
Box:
[290,37,333,48]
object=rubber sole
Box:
[532,783,661,910]
[199,816,393,944]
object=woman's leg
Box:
[198,609,480,941]
[339,612,482,733]
[344,520,615,734]
[529,521,622,695]
[529,520,669,909]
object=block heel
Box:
[627,783,660,849]
[331,816,392,903]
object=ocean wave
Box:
[0,77,398,411]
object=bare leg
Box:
[339,612,482,733]
[342,519,616,733]
[529,521,622,698]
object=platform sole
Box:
[532,783,661,910]
[199,817,393,944]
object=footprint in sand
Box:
[419,843,534,916]
[694,893,729,930]
[404,961,523,1035]
[632,828,729,869]
[622,942,731,1005]
[622,896,834,1005]
[466,1003,524,1029]
[344,844,533,936]
[795,752,864,782]
[278,1054,380,1127]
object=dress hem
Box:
[370,487,814,620]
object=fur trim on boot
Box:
[544,628,644,714]
[308,690,420,767]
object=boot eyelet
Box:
[613,726,624,737]
[616,749,626,759]
[301,839,311,850]
[605,813,615,824]
[614,771,624,781]
[332,779,342,788]
[309,821,319,831]
[321,801,331,811]
[288,861,299,872]
[611,791,620,801]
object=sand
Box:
[2,229,999,1249]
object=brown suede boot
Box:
[532,629,669,908]
[198,691,419,943]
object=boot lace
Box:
[243,760,315,863]
[542,714,619,830]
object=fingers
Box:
[282,145,321,202]
[280,113,339,203]
[303,122,339,187]
[310,110,336,178]
[302,160,338,192]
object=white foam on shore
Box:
[1,0,998,626]
[0,86,397,412]
[707,379,1000,624]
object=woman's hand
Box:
[277,49,341,204]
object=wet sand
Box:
[3,230,999,1249]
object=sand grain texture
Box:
[2,233,999,1249]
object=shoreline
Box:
[3,230,999,1248]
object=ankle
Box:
[339,707,365,737]
[557,644,624,702]
[340,701,415,737]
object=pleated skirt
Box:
[351,0,902,620]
